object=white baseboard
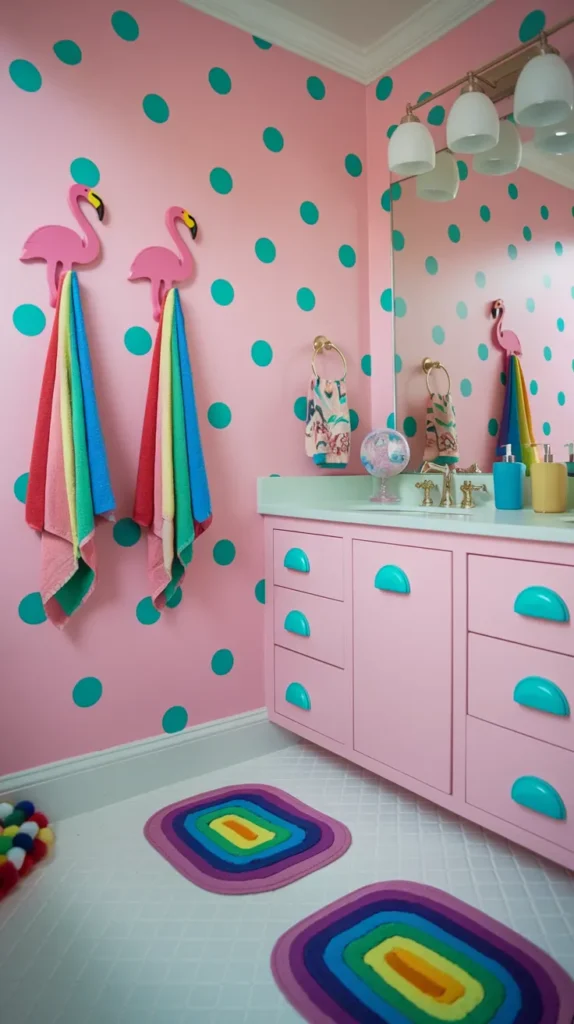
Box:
[0,709,296,821]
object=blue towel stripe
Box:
[173,289,211,525]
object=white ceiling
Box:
[182,0,495,84]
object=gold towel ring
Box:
[422,357,451,396]
[312,336,347,380]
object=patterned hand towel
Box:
[422,392,460,466]
[305,376,350,468]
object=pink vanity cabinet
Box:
[263,515,574,871]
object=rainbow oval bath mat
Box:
[271,881,574,1023]
[144,784,351,894]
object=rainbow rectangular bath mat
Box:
[144,784,351,894]
[271,881,574,1023]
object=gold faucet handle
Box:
[460,480,488,509]
[415,479,437,506]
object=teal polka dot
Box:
[488,418,498,437]
[212,649,234,675]
[12,304,46,336]
[350,409,359,432]
[124,325,152,355]
[558,391,566,406]
[253,36,272,49]
[557,317,565,332]
[361,354,371,376]
[460,378,472,398]
[338,244,356,268]
[13,473,29,503]
[345,154,362,177]
[543,345,552,361]
[418,91,432,103]
[523,226,532,241]
[457,160,469,181]
[508,183,519,199]
[166,586,182,609]
[475,271,486,288]
[207,402,232,428]
[477,343,489,361]
[479,205,491,223]
[142,94,169,123]
[526,297,535,312]
[403,416,417,438]
[53,40,82,65]
[296,287,315,311]
[543,274,552,288]
[162,706,188,733]
[386,124,398,139]
[392,230,405,252]
[572,286,574,299]
[136,597,160,625]
[255,237,276,263]
[500,372,507,386]
[70,157,100,187]
[113,517,141,547]
[508,244,518,260]
[425,256,438,275]
[209,167,233,194]
[251,340,273,366]
[211,279,234,305]
[456,301,468,319]
[530,379,538,396]
[386,412,396,429]
[432,325,445,345]
[9,59,42,92]
[380,288,393,312]
[540,205,549,220]
[394,297,407,318]
[519,9,546,42]
[555,241,563,256]
[294,396,307,421]
[300,201,318,224]
[208,67,231,94]
[213,539,235,565]
[394,354,402,373]
[73,677,102,708]
[427,105,445,126]
[448,224,461,243]
[376,76,393,101]
[255,579,266,604]
[263,127,284,152]
[380,182,402,212]
[543,421,551,436]
[18,592,46,625]
[111,10,140,40]
[307,75,325,100]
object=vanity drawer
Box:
[468,634,574,751]
[274,647,349,744]
[468,555,574,656]
[466,717,574,851]
[273,529,344,600]
[273,586,345,668]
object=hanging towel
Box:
[25,271,115,627]
[305,376,350,467]
[422,392,460,465]
[497,354,538,473]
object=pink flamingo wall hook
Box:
[128,207,198,321]
[20,184,105,306]
[491,298,522,357]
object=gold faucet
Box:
[460,480,488,509]
[423,463,455,507]
[415,480,437,506]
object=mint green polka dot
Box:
[251,340,273,366]
[508,244,518,260]
[255,237,276,263]
[432,325,445,345]
[213,539,235,565]
[480,205,491,223]
[403,416,417,438]
[558,391,566,406]
[255,579,266,604]
[519,9,546,42]
[475,271,486,288]
[456,301,468,319]
[540,205,549,220]
[263,127,284,152]
[448,224,461,243]
[13,473,29,503]
[209,67,231,94]
[427,105,445,126]
[376,76,393,101]
[460,378,472,398]
[253,36,272,49]
[166,586,182,609]
[425,257,438,275]
[543,421,551,436]
[386,124,397,139]
[380,288,393,312]
[526,297,535,312]
[211,279,234,305]
[339,244,356,268]
[294,396,307,421]
[478,343,489,361]
[9,60,42,92]
[209,167,233,194]
[557,317,565,332]
[136,596,160,624]
[124,326,152,355]
[361,354,371,376]
[555,241,563,255]
[73,676,102,708]
[162,706,188,733]
[212,649,234,675]
[350,410,359,432]
[395,297,407,318]
[300,201,318,224]
[386,412,396,429]
[394,354,402,373]
[530,379,539,396]
[18,592,46,625]
[13,304,46,336]
[543,345,552,361]
[53,40,82,65]
[345,154,362,177]
[488,418,498,437]
[508,183,518,199]
[523,225,532,241]
[307,76,325,100]
[70,157,100,187]
[111,11,140,40]
[142,94,169,123]
[208,402,232,428]
[113,517,141,547]
[392,230,405,252]
[543,274,552,288]
[457,160,468,181]
[296,287,315,311]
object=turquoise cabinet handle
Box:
[511,776,566,820]
[514,586,570,623]
[513,677,570,717]
[284,610,311,637]
[283,547,310,574]
[374,565,411,595]
[285,682,311,711]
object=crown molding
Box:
[181,0,495,85]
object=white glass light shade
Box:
[514,53,574,126]
[388,120,435,175]
[473,119,522,175]
[534,112,574,154]
[416,151,459,201]
[446,90,500,153]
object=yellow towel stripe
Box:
[160,290,175,573]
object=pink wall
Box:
[0,0,369,774]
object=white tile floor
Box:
[1,740,573,1023]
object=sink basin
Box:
[350,504,471,516]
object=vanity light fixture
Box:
[388,106,435,176]
[416,150,459,201]
[534,111,574,154]
[514,38,574,126]
[446,74,500,154]
[473,118,522,175]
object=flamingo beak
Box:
[182,211,198,239]
[87,190,105,222]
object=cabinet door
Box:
[353,540,452,793]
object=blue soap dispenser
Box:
[564,443,574,477]
[493,443,525,510]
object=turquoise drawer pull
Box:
[374,565,411,595]
[284,610,311,637]
[283,547,310,573]
[514,586,570,623]
[513,677,570,717]
[511,776,566,820]
[285,682,311,711]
